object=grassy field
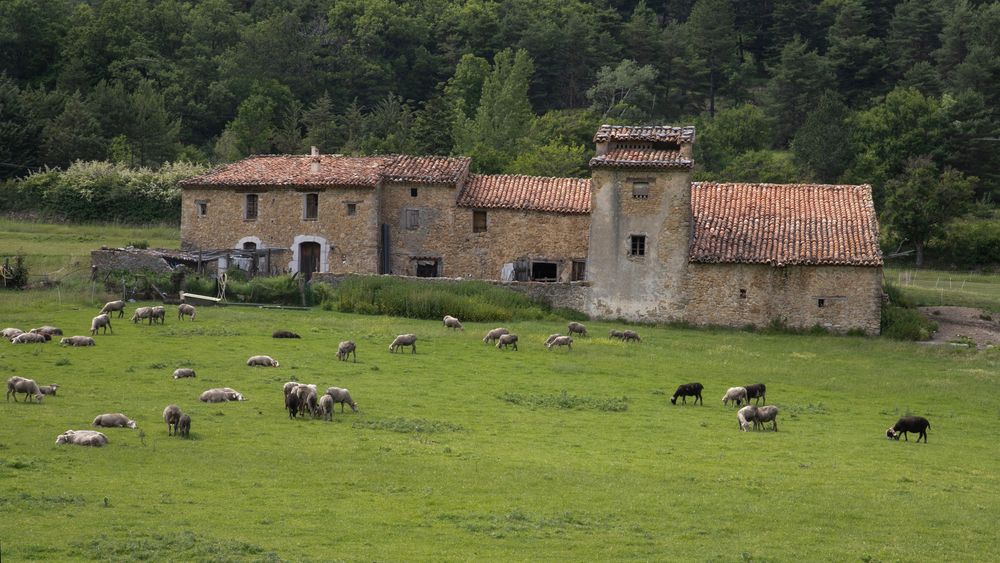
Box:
[1,296,998,561]
[886,267,1000,312]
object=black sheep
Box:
[671,383,704,405]
[744,383,766,405]
[272,330,301,339]
[286,392,301,419]
[886,416,931,443]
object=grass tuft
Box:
[498,390,629,412]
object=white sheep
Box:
[317,394,334,421]
[737,405,758,432]
[177,303,196,321]
[55,430,108,447]
[337,341,357,362]
[389,334,417,353]
[131,307,152,323]
[1,328,24,340]
[544,333,562,347]
[325,387,358,412]
[722,387,748,407]
[149,306,165,325]
[443,315,463,330]
[39,384,59,396]
[483,328,509,344]
[6,376,43,402]
[12,332,48,344]
[496,333,518,351]
[60,336,95,347]
[99,300,126,319]
[31,326,62,337]
[172,368,196,379]
[92,413,138,429]
[546,335,573,350]
[754,406,779,431]
[90,313,112,336]
[247,355,279,367]
[200,387,246,402]
[163,404,182,435]
[282,381,300,399]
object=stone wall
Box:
[91,249,178,274]
[379,181,459,276]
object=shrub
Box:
[1,254,29,289]
[928,217,1000,269]
[881,305,937,341]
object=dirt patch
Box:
[919,306,1000,349]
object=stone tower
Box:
[585,125,696,322]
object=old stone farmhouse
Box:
[180,125,883,333]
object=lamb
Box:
[6,376,43,402]
[737,405,759,431]
[92,413,138,429]
[200,387,246,402]
[100,300,126,318]
[621,330,641,343]
[670,383,704,405]
[337,340,357,362]
[567,322,588,337]
[31,326,62,337]
[544,333,562,347]
[496,333,518,351]
[90,313,112,335]
[546,335,573,350]
[247,355,280,367]
[325,387,358,412]
[177,414,191,437]
[1,328,23,339]
[55,430,108,447]
[754,405,779,431]
[886,416,930,443]
[743,383,766,405]
[272,330,300,338]
[177,303,196,321]
[12,332,48,344]
[39,384,59,396]
[722,387,748,407]
[149,306,165,325]
[172,368,196,379]
[483,328,509,344]
[317,394,334,421]
[60,336,95,347]
[131,306,152,323]
[389,334,417,354]
[163,404,182,435]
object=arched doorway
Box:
[299,241,321,281]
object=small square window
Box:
[410,187,418,197]
[632,182,650,199]
[473,211,487,233]
[817,298,826,308]
[405,209,420,230]
[629,235,646,257]
[571,260,586,281]
[196,201,207,216]
[346,203,357,216]
[245,194,258,220]
[739,289,747,299]
[304,193,318,220]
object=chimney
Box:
[310,146,320,174]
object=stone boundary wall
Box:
[91,249,177,274]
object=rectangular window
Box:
[304,193,318,220]
[410,187,418,197]
[473,210,487,233]
[739,289,747,299]
[571,260,586,281]
[629,235,646,257]
[531,261,558,282]
[416,259,438,277]
[405,209,420,230]
[632,181,650,199]
[346,203,357,216]
[817,298,826,308]
[245,194,258,221]
[196,201,207,216]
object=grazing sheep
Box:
[60,336,95,347]
[483,328,509,345]
[200,387,245,402]
[31,326,62,337]
[754,406,779,431]
[92,413,138,429]
[1,328,24,339]
[282,381,300,399]
[389,334,417,354]
[337,340,357,362]
[544,333,562,347]
[172,368,196,379]
[247,355,279,367]
[163,404,182,435]
[671,383,704,405]
[496,333,518,351]
[285,391,301,419]
[318,394,334,421]
[177,414,191,437]
[443,315,463,330]
[546,335,573,350]
[131,307,152,323]
[39,384,59,396]
[272,330,300,339]
[567,322,588,337]
[12,332,48,344]
[90,313,113,336]
[886,416,930,443]
[6,376,43,402]
[149,306,165,325]
[609,329,624,340]
[744,383,766,405]
[55,430,108,447]
[621,330,641,343]
[177,303,196,321]
[294,384,319,417]
[100,300,126,319]
[722,387,748,407]
[325,387,358,412]
[737,405,759,431]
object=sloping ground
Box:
[919,306,1000,349]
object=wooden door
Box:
[299,242,320,281]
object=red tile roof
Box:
[180,155,392,187]
[593,125,696,144]
[590,148,693,169]
[689,182,882,266]
[381,155,470,184]
[457,175,591,214]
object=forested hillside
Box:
[1,0,998,265]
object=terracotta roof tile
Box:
[180,155,391,187]
[593,125,696,144]
[457,174,590,214]
[590,148,693,169]
[689,182,882,266]
[381,155,470,184]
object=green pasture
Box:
[1,298,998,561]
[886,267,1000,312]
